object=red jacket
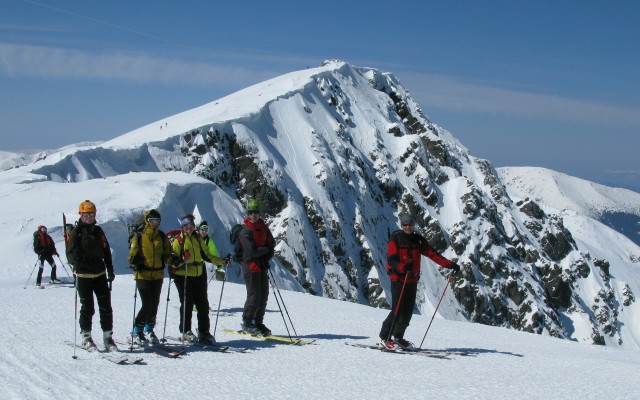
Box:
[240,216,275,273]
[386,230,454,283]
[33,226,57,256]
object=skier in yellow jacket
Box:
[170,214,218,344]
[128,209,172,345]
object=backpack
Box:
[166,229,184,251]
[33,231,42,254]
[229,223,246,262]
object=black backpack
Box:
[229,223,246,262]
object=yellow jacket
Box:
[171,232,216,277]
[129,225,172,280]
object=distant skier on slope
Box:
[33,225,60,286]
[378,212,460,351]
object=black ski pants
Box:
[134,279,163,330]
[242,270,269,325]
[36,253,57,284]
[379,279,417,340]
[76,274,113,333]
[173,274,210,334]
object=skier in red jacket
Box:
[378,213,460,350]
[238,200,276,337]
[33,225,60,286]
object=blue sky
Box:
[2,0,639,191]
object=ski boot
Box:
[198,332,216,345]
[133,326,147,347]
[103,331,118,352]
[144,324,160,345]
[241,321,259,335]
[255,323,271,337]
[393,337,415,350]
[181,330,196,343]
[81,331,98,352]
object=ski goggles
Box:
[147,217,161,223]
[180,217,195,227]
[199,225,209,232]
[40,227,47,233]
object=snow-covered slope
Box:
[1,60,639,350]
[497,166,640,218]
[3,274,639,399]
[498,166,640,246]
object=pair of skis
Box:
[122,339,187,358]
[344,341,473,359]
[163,336,248,353]
[223,328,316,346]
[65,341,144,365]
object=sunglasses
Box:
[81,212,96,217]
[402,223,414,227]
[248,211,260,215]
[147,218,161,223]
[182,223,195,228]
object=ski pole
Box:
[268,267,299,337]
[129,276,139,350]
[207,265,216,285]
[212,264,228,340]
[268,271,293,342]
[386,273,409,342]
[54,254,72,279]
[418,278,450,349]
[161,275,173,343]
[181,262,189,337]
[23,259,40,289]
[72,273,78,359]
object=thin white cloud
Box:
[604,169,640,176]
[400,72,640,128]
[0,23,68,33]
[0,42,276,87]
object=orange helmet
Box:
[79,200,97,213]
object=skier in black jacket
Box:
[66,200,117,352]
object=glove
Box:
[249,262,262,273]
[54,251,59,257]
[223,254,232,265]
[130,254,143,269]
[171,256,181,267]
[182,251,191,261]
[449,262,461,274]
[107,270,115,282]
[402,262,413,273]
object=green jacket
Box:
[202,235,224,266]
[171,232,217,277]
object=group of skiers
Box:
[35,198,460,353]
